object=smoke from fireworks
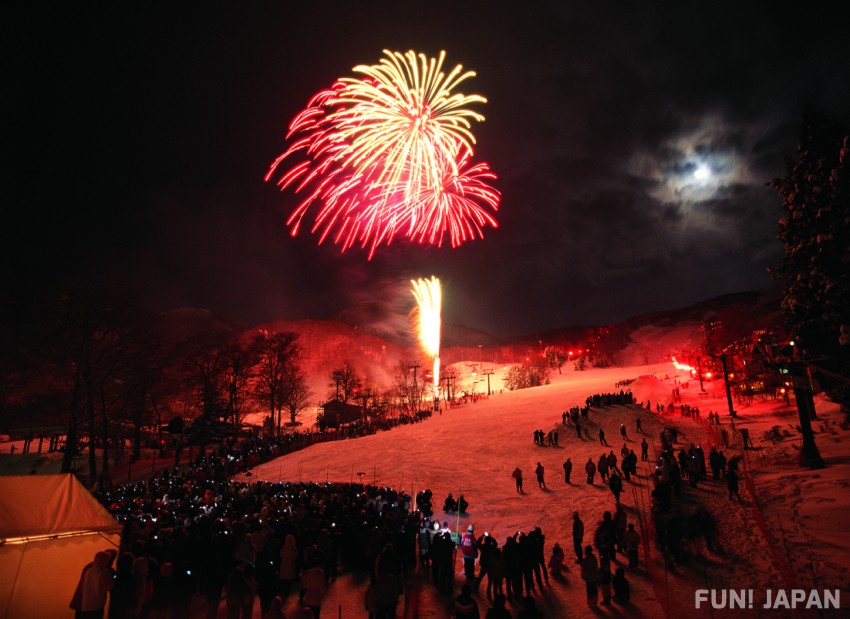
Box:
[266,50,500,259]
[411,276,442,399]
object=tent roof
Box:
[0,474,121,540]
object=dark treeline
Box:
[0,278,428,486]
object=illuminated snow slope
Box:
[242,362,850,619]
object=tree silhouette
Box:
[771,110,850,418]
[329,360,362,403]
[279,366,312,426]
[253,330,300,435]
[50,278,139,482]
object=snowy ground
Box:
[3,360,847,617]
[235,362,850,618]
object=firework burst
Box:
[411,276,442,399]
[266,50,500,258]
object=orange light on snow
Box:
[671,356,695,372]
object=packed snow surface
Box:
[239,362,850,618]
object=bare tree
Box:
[121,334,162,462]
[50,278,139,484]
[220,341,257,429]
[182,334,228,423]
[390,360,425,413]
[280,364,312,426]
[253,330,300,435]
[329,360,362,403]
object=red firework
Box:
[266,50,500,258]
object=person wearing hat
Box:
[460,524,479,586]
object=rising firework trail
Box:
[266,50,500,259]
[411,276,442,402]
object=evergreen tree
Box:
[770,109,850,418]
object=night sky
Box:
[7,3,849,337]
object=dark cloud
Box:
[6,2,849,336]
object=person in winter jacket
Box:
[585,458,597,484]
[512,468,523,493]
[278,534,298,598]
[460,525,479,584]
[572,511,584,563]
[108,552,138,619]
[475,533,494,592]
[531,527,548,585]
[503,536,521,601]
[609,472,623,504]
[612,567,631,603]
[594,511,616,561]
[727,469,741,501]
[547,543,565,578]
[624,523,641,569]
[70,549,117,619]
[365,570,402,619]
[485,544,506,599]
[597,454,609,482]
[607,451,621,475]
[534,462,546,490]
[484,593,511,619]
[299,562,326,619]
[614,506,628,553]
[580,545,600,607]
[452,584,480,619]
[225,563,257,619]
[599,556,612,606]
[419,520,433,567]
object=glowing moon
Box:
[694,165,711,181]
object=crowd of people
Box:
[532,428,559,447]
[542,386,733,581]
[148,410,436,483]
[420,514,634,616]
[332,409,435,438]
[72,377,748,618]
[88,459,422,619]
[585,391,635,408]
[87,458,601,619]
[646,440,732,565]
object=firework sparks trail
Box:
[411,276,442,401]
[266,50,500,258]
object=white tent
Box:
[0,474,122,619]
